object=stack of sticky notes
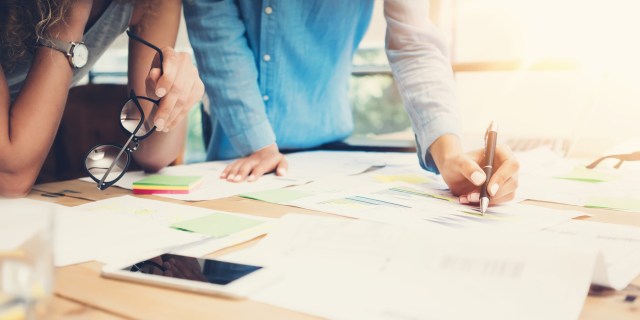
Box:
[133,175,203,195]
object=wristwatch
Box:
[37,37,89,69]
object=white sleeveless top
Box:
[5,1,134,102]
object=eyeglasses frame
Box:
[586,151,640,169]
[84,30,164,190]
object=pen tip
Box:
[480,198,489,214]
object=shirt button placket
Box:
[261,3,274,107]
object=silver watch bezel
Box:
[69,42,89,69]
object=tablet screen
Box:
[124,254,262,285]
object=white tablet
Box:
[101,253,277,299]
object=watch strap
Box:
[36,37,76,56]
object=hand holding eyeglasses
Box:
[84,31,204,190]
[145,45,204,133]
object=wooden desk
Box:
[31,180,640,320]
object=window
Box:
[347,1,414,150]
[452,0,640,156]
[90,1,640,162]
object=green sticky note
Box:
[133,175,203,187]
[171,213,265,237]
[241,188,312,204]
[586,196,640,212]
[553,167,618,183]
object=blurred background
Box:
[87,0,640,163]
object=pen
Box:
[480,121,498,214]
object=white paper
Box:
[543,219,640,290]
[53,204,204,266]
[516,148,640,210]
[76,196,272,262]
[0,199,53,250]
[74,195,215,226]
[286,182,583,231]
[79,151,416,201]
[80,161,308,201]
[224,214,596,320]
[168,221,273,257]
[0,195,260,266]
[518,174,594,206]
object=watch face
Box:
[72,43,89,68]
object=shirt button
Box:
[263,95,269,101]
[264,6,273,15]
[263,54,271,62]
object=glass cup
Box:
[0,201,54,320]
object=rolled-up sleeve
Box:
[184,0,275,156]
[384,0,460,173]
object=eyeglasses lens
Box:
[85,145,129,183]
[120,98,156,137]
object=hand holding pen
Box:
[429,125,520,210]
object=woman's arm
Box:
[0,3,92,197]
[127,0,204,172]
[384,0,519,205]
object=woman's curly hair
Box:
[1,0,150,71]
[0,0,72,70]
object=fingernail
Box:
[163,128,170,133]
[277,168,287,175]
[234,175,242,182]
[490,183,500,196]
[155,119,165,131]
[227,174,235,180]
[469,193,480,203]
[156,88,166,97]
[459,195,469,204]
[470,171,485,186]
[247,175,256,182]
[220,173,226,178]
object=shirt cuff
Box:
[227,119,276,156]
[414,115,461,174]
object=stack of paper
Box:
[542,219,640,290]
[79,151,417,201]
[132,175,203,194]
[73,196,273,263]
[516,148,640,212]
[222,214,597,320]
[0,196,272,267]
[244,180,583,232]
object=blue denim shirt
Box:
[184,0,460,173]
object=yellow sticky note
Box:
[374,174,433,184]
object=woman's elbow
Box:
[138,159,171,174]
[0,173,36,198]
[135,153,179,173]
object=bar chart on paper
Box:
[319,196,410,209]
[287,183,582,231]
[373,185,456,203]
[423,208,518,228]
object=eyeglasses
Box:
[586,151,640,169]
[84,30,163,190]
